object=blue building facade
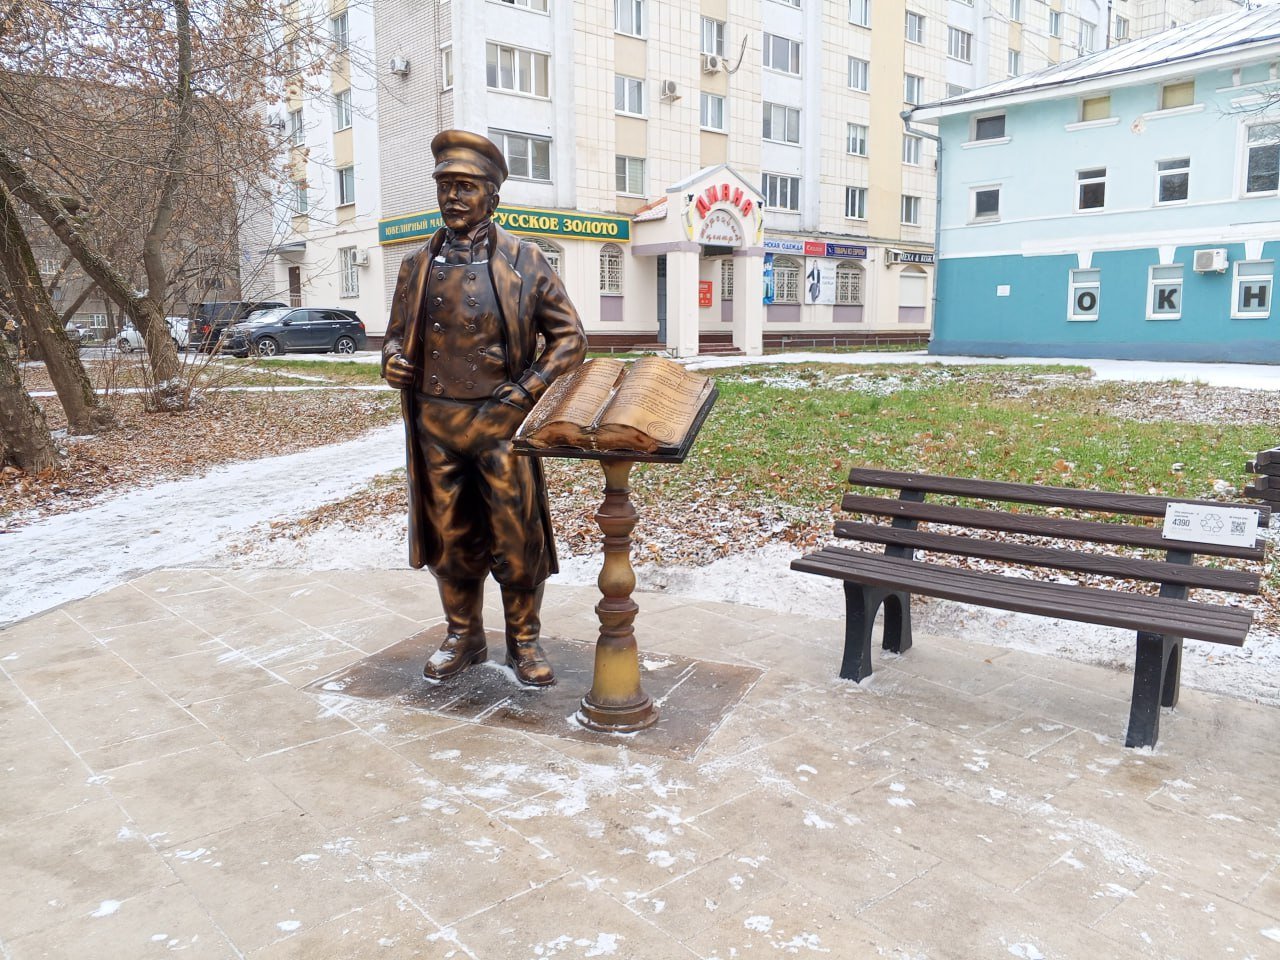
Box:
[913,6,1280,362]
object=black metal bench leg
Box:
[839,584,913,682]
[1126,631,1180,748]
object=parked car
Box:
[116,317,189,353]
[223,307,367,358]
[188,300,287,353]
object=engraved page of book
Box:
[517,357,624,440]
[601,357,711,446]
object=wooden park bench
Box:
[792,468,1271,748]
[1245,446,1280,507]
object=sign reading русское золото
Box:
[379,206,631,245]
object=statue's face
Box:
[436,174,494,232]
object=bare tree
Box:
[0,335,57,471]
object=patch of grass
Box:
[231,357,388,385]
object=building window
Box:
[1114,16,1129,40]
[973,113,1005,141]
[721,259,734,299]
[1160,80,1194,110]
[946,83,969,98]
[442,46,454,88]
[489,129,552,182]
[849,0,870,28]
[773,256,801,303]
[288,108,304,146]
[331,11,349,53]
[615,0,644,37]
[763,102,800,144]
[88,314,108,329]
[901,194,920,225]
[902,134,922,165]
[836,261,864,305]
[1245,123,1280,194]
[616,155,645,195]
[847,122,868,156]
[38,257,57,276]
[1009,0,1023,22]
[1007,49,1022,77]
[499,0,548,9]
[844,186,867,220]
[1233,261,1274,319]
[1069,268,1100,321]
[1049,10,1062,37]
[904,74,923,105]
[531,237,562,276]
[614,75,645,115]
[1080,95,1111,122]
[848,57,869,92]
[905,11,925,44]
[333,89,352,131]
[764,33,801,75]
[1077,167,1105,210]
[701,17,726,56]
[948,27,972,63]
[1079,22,1095,54]
[599,243,623,294]
[762,173,800,211]
[1156,157,1190,204]
[972,186,1000,221]
[775,0,800,6]
[336,166,355,206]
[339,247,359,298]
[1147,265,1182,320]
[292,183,308,215]
[700,92,726,131]
[485,42,550,97]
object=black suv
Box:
[189,300,287,353]
[223,307,367,357]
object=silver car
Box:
[116,317,189,352]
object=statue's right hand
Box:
[384,353,415,389]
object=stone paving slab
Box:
[1,568,1277,959]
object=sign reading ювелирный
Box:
[379,206,631,245]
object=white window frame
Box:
[720,258,734,300]
[1243,122,1280,196]
[331,11,349,53]
[614,74,645,116]
[773,256,801,304]
[1231,261,1274,319]
[599,243,623,294]
[441,45,454,89]
[1079,22,1096,54]
[948,27,972,63]
[1007,49,1021,77]
[1049,10,1062,37]
[1077,167,1106,211]
[1009,0,1023,23]
[1068,268,1101,321]
[701,17,726,56]
[848,57,870,92]
[971,185,1001,222]
[38,257,57,276]
[972,113,1006,141]
[336,166,355,207]
[902,134,922,165]
[763,102,801,145]
[1147,265,1183,321]
[288,108,304,146]
[88,313,108,329]
[489,129,552,182]
[1155,157,1190,205]
[700,92,726,132]
[616,155,645,196]
[339,247,360,299]
[836,261,864,305]
[485,42,550,98]
[1115,16,1129,40]
[615,0,644,37]
[764,33,801,76]
[762,173,800,211]
[847,122,868,156]
[292,182,308,215]
[901,194,920,226]
[905,11,925,45]
[498,0,548,10]
[844,186,867,220]
[531,237,562,277]
[333,88,352,131]
[849,0,870,28]
[904,73,923,105]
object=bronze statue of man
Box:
[382,130,586,686]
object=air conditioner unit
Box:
[885,249,902,265]
[353,249,370,266]
[389,55,410,76]
[1192,248,1228,273]
[658,79,680,101]
[701,54,725,74]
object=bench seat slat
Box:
[791,548,1252,646]
[1257,448,1280,466]
[833,521,1262,594]
[845,467,1271,529]
[839,494,1268,561]
[1246,461,1280,478]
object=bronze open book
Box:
[515,356,714,455]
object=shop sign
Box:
[763,237,805,254]
[803,240,825,257]
[698,280,714,307]
[378,205,631,245]
[824,243,867,259]
[684,181,764,247]
[762,253,775,304]
[697,209,744,246]
[897,251,935,264]
[804,258,837,305]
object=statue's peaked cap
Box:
[430,130,508,186]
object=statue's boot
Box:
[423,578,487,681]
[501,584,554,686]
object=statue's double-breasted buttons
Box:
[430,350,440,359]
[436,272,444,280]
[432,322,443,333]
[467,297,478,307]
[467,272,477,281]
[432,384,444,395]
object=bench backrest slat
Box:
[839,493,1268,561]
[833,521,1261,594]
[845,467,1272,529]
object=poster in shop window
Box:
[804,258,837,305]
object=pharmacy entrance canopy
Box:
[378,205,630,246]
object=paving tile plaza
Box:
[1,569,1278,959]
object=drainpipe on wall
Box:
[901,108,942,348]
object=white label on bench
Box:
[1162,503,1259,548]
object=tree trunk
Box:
[0,334,57,472]
[0,183,110,434]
